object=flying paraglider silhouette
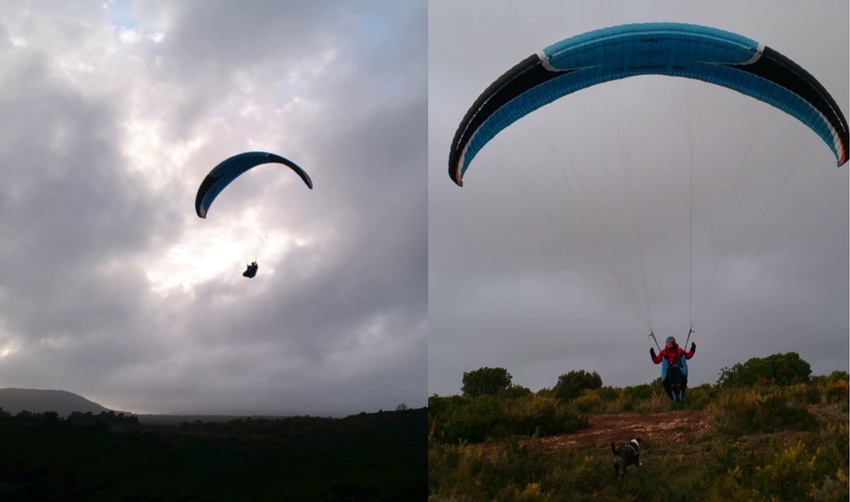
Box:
[195,151,313,278]
[243,261,259,278]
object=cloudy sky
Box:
[429,1,849,396]
[0,1,426,416]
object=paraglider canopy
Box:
[446,22,848,339]
[195,151,313,218]
[449,22,849,187]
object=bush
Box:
[785,382,821,405]
[501,384,533,399]
[602,381,675,413]
[570,391,603,413]
[428,394,588,444]
[622,382,655,401]
[429,394,504,444]
[717,352,811,388]
[552,370,602,401]
[826,370,849,382]
[682,383,715,410]
[822,379,849,404]
[596,386,620,402]
[752,441,817,500]
[808,420,849,500]
[462,367,513,397]
[707,390,818,437]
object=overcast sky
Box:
[0,1,426,416]
[0,2,845,416]
[429,1,849,396]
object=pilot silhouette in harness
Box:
[243,261,258,278]
[650,335,695,402]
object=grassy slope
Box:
[429,389,848,501]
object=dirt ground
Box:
[538,409,712,450]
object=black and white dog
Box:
[611,438,642,478]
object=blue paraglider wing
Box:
[449,22,849,186]
[195,151,312,218]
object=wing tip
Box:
[449,164,464,187]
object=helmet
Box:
[665,336,676,344]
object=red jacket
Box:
[651,344,695,366]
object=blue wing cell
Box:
[449,22,849,186]
[196,151,312,218]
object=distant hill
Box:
[0,388,113,417]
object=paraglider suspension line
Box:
[649,331,660,351]
[684,120,698,348]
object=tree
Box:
[500,384,532,398]
[553,370,603,401]
[461,367,512,397]
[826,370,849,382]
[717,352,812,388]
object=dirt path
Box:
[538,410,711,450]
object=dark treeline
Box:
[0,407,427,500]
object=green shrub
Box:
[596,386,620,402]
[826,370,849,382]
[609,382,658,412]
[507,482,550,502]
[432,438,554,501]
[428,394,500,443]
[810,420,849,478]
[717,352,812,388]
[785,382,821,405]
[570,391,603,413]
[552,370,602,401]
[808,471,849,502]
[683,383,716,409]
[462,367,513,397]
[501,384,533,399]
[822,378,849,404]
[707,390,818,437]
[622,382,655,400]
[752,441,816,500]
[429,394,588,444]
[611,392,637,413]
